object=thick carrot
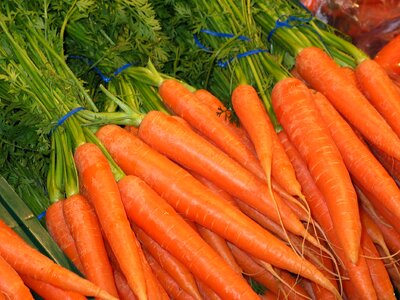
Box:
[361,228,396,300]
[21,275,87,300]
[158,79,266,179]
[143,249,196,300]
[311,90,400,223]
[231,84,273,187]
[0,219,116,300]
[73,143,147,300]
[278,130,377,299]
[96,125,339,297]
[356,58,400,138]
[374,34,400,81]
[132,224,203,300]
[118,175,259,299]
[295,46,400,161]
[0,254,33,300]
[136,110,313,243]
[45,201,84,274]
[63,194,118,298]
[272,77,360,264]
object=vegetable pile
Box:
[1,0,400,299]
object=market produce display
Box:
[1,0,400,299]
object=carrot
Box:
[136,110,314,243]
[21,275,87,300]
[45,200,84,274]
[73,143,147,300]
[143,249,196,300]
[118,174,259,299]
[361,227,396,300]
[374,34,400,82]
[195,278,222,300]
[0,219,116,300]
[132,224,203,300]
[112,268,137,300]
[97,124,340,297]
[159,79,266,180]
[311,90,400,223]
[63,194,118,298]
[295,46,400,161]
[355,58,400,138]
[272,77,361,264]
[0,254,33,300]
[193,88,257,157]
[278,130,378,299]
[368,143,400,183]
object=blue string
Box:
[194,29,269,68]
[48,107,85,137]
[37,210,46,220]
[267,14,313,42]
[68,55,133,83]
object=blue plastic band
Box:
[217,49,270,68]
[37,210,46,220]
[68,55,133,83]
[48,107,85,137]
[193,33,213,52]
[200,29,251,41]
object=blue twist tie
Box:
[68,55,133,83]
[37,210,46,220]
[267,14,313,42]
[217,49,270,68]
[48,107,85,137]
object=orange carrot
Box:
[132,224,203,300]
[136,110,312,242]
[73,143,146,300]
[278,130,377,299]
[118,175,259,299]
[295,46,400,161]
[63,194,118,298]
[311,90,400,224]
[0,254,33,300]
[272,77,360,264]
[195,278,222,300]
[45,201,84,274]
[21,275,86,300]
[356,58,400,138]
[231,84,273,187]
[97,124,339,296]
[361,227,396,300]
[374,34,400,82]
[0,219,116,300]
[369,143,400,183]
[143,249,196,300]
[112,268,137,300]
[159,79,266,179]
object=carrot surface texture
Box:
[272,77,361,265]
[311,90,400,224]
[74,143,147,300]
[96,124,340,297]
[118,175,259,300]
[374,34,400,82]
[0,219,116,300]
[295,46,400,161]
[136,110,316,246]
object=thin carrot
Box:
[143,249,196,300]
[0,254,33,300]
[356,58,400,138]
[368,144,400,183]
[112,268,137,300]
[278,130,378,299]
[159,79,266,180]
[136,110,314,244]
[118,175,259,300]
[73,143,147,300]
[132,224,203,300]
[374,34,400,82]
[63,194,118,298]
[295,46,400,161]
[311,90,400,224]
[97,124,340,297]
[195,278,222,300]
[0,219,116,300]
[272,77,360,264]
[361,227,396,300]
[21,275,87,300]
[45,200,84,274]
